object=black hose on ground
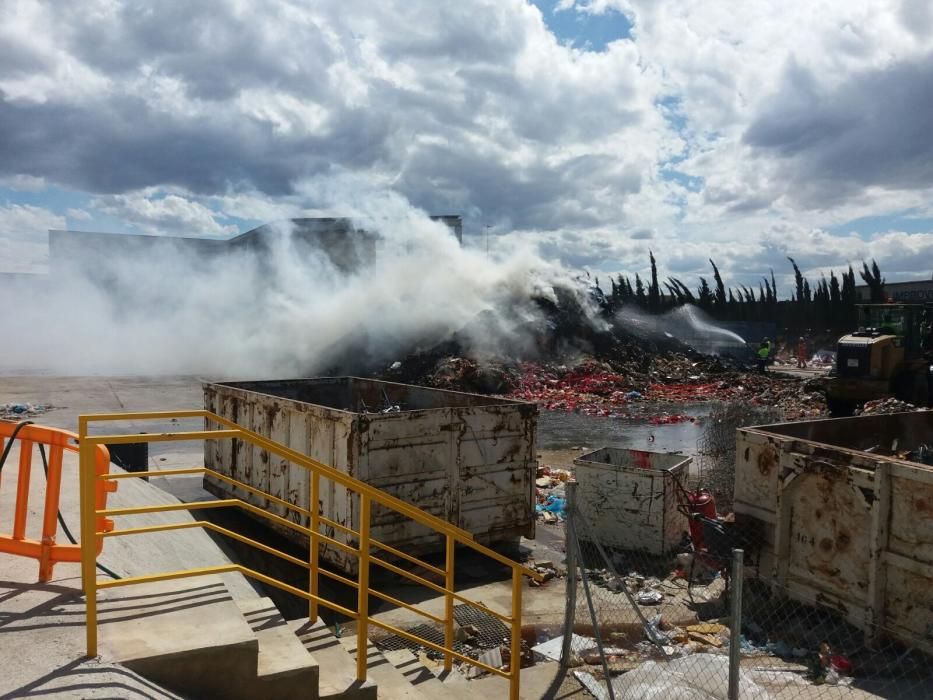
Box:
[0,419,121,580]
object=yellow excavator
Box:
[825,303,932,416]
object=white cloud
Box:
[0,0,931,285]
[0,174,47,192]
[90,192,238,237]
[65,207,92,221]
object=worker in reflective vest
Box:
[756,338,771,373]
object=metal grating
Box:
[453,603,510,648]
[373,604,511,659]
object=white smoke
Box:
[0,183,575,376]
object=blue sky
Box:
[2,0,933,289]
[531,1,632,50]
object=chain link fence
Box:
[557,477,933,699]
[695,401,782,510]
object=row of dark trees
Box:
[594,255,887,332]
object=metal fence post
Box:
[571,509,616,700]
[728,548,745,700]
[561,481,578,667]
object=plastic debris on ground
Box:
[531,634,591,662]
[535,465,571,524]
[1,402,52,420]
[574,653,773,700]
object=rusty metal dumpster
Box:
[203,377,537,572]
[573,447,692,555]
[734,411,933,653]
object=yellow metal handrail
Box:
[79,410,541,700]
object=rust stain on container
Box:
[202,377,537,574]
[757,447,777,476]
[734,411,933,655]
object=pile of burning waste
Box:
[384,354,826,420]
[376,288,827,420]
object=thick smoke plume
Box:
[0,188,585,377]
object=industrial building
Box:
[856,277,933,303]
[46,215,463,276]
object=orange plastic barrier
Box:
[0,422,115,581]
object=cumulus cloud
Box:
[744,55,933,207]
[0,0,932,290]
[90,191,239,236]
[0,0,665,233]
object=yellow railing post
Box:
[444,534,455,671]
[510,567,522,700]
[309,471,320,621]
[356,493,371,682]
[78,419,98,658]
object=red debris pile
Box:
[509,362,639,416]
[505,357,826,419]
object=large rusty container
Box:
[573,447,691,556]
[734,411,933,653]
[203,377,537,572]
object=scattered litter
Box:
[467,647,502,677]
[1,402,52,420]
[856,397,926,416]
[575,653,772,700]
[535,466,571,523]
[531,634,591,662]
[636,590,664,605]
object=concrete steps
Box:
[337,635,431,700]
[98,577,259,699]
[288,618,377,700]
[97,575,538,700]
[98,578,328,699]
[380,648,474,700]
[236,597,320,698]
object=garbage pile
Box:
[507,359,826,419]
[733,637,854,687]
[856,397,927,415]
[374,285,828,419]
[527,557,563,588]
[535,466,571,523]
[588,569,668,605]
[1,402,52,420]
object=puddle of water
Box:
[537,402,710,457]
